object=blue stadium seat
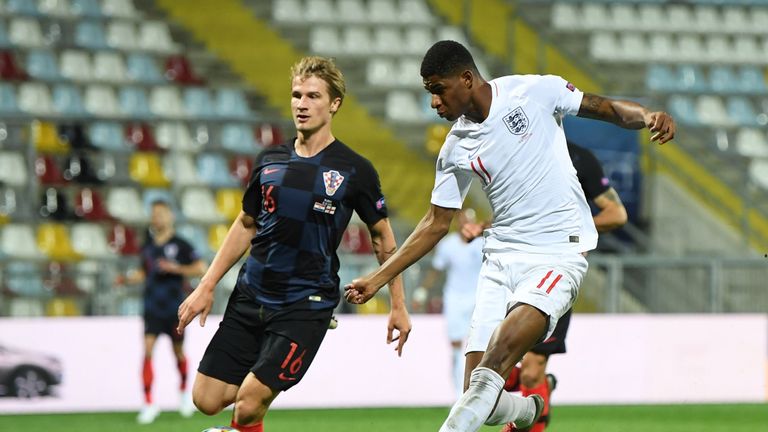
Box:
[6,0,42,16]
[127,53,164,84]
[668,95,700,126]
[216,88,251,119]
[176,223,212,258]
[6,261,46,296]
[197,153,238,187]
[221,123,259,153]
[74,21,107,50]
[70,0,103,17]
[0,22,10,48]
[726,96,760,127]
[119,86,153,119]
[89,122,131,152]
[25,49,61,81]
[709,66,739,94]
[736,66,767,94]
[184,87,217,119]
[646,64,677,92]
[0,84,20,114]
[676,65,708,93]
[53,84,88,117]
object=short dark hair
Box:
[150,199,171,209]
[420,40,478,78]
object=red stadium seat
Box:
[340,223,373,254]
[164,55,204,85]
[0,50,27,80]
[229,155,254,187]
[74,188,113,221]
[108,223,140,255]
[35,155,66,185]
[255,123,284,147]
[125,122,161,152]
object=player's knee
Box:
[233,398,266,425]
[192,391,227,416]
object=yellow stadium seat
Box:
[215,188,243,221]
[208,224,229,252]
[425,123,450,156]
[45,297,82,317]
[356,294,390,315]
[37,223,82,261]
[32,120,71,154]
[129,152,170,187]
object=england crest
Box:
[323,170,345,196]
[503,107,529,135]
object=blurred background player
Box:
[415,208,483,400]
[500,140,628,432]
[175,56,411,432]
[118,199,207,424]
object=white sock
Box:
[484,390,535,426]
[439,367,504,432]
[452,346,464,400]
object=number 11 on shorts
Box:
[537,270,563,294]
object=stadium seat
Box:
[403,27,433,56]
[0,50,27,80]
[582,3,610,30]
[35,155,66,185]
[0,84,20,114]
[1,224,43,259]
[184,87,216,118]
[336,0,366,23]
[666,4,692,32]
[386,91,423,122]
[108,223,140,255]
[341,27,372,55]
[58,123,92,150]
[229,155,254,186]
[0,186,18,223]
[165,55,204,85]
[155,122,200,152]
[704,36,731,64]
[45,297,82,316]
[736,66,768,94]
[39,187,75,220]
[677,35,705,63]
[215,188,243,221]
[125,122,161,152]
[395,58,422,88]
[733,36,760,64]
[590,33,619,61]
[119,86,153,119]
[305,0,335,23]
[215,88,251,119]
[727,97,760,127]
[163,152,201,186]
[9,18,45,48]
[60,49,92,82]
[176,223,211,258]
[668,95,700,126]
[5,262,46,296]
[309,26,341,54]
[221,123,260,153]
[32,120,70,154]
[399,0,434,24]
[139,21,176,52]
[106,187,148,224]
[74,188,112,221]
[127,53,164,83]
[9,299,45,317]
[208,223,229,251]
[637,3,664,32]
[369,27,400,55]
[748,159,768,191]
[340,222,373,254]
[102,0,138,18]
[648,35,675,64]
[85,85,121,117]
[18,83,54,116]
[6,0,41,15]
[724,7,750,34]
[0,151,28,186]
[198,153,239,187]
[254,123,283,147]
[37,222,82,261]
[735,128,768,158]
[436,26,470,48]
[752,8,768,34]
[709,66,739,94]
[74,260,101,295]
[646,64,676,92]
[425,123,450,156]
[551,3,578,30]
[62,152,103,184]
[70,223,115,259]
[70,0,102,16]
[697,96,734,128]
[181,188,223,224]
[368,0,398,24]
[0,22,9,49]
[150,86,185,118]
[90,122,131,152]
[693,5,720,33]
[38,0,72,17]
[74,21,107,49]
[272,0,303,23]
[93,51,128,83]
[366,57,396,86]
[26,49,60,81]
[106,21,139,51]
[53,84,87,117]
[677,65,708,93]
[129,152,170,187]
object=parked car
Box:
[0,344,62,398]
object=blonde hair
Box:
[291,56,346,108]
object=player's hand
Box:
[157,258,181,274]
[460,222,484,242]
[176,282,214,334]
[645,111,676,144]
[344,277,380,304]
[387,307,412,357]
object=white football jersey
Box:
[430,75,598,254]
[432,233,483,302]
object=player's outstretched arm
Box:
[577,94,676,144]
[345,204,456,304]
[368,218,412,356]
[177,211,257,334]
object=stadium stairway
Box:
[153,0,435,224]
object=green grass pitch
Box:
[1,404,766,431]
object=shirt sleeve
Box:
[430,145,473,209]
[574,146,611,201]
[241,151,267,218]
[353,158,388,226]
[533,75,584,117]
[431,238,449,271]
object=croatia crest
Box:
[323,170,345,196]
[503,107,529,135]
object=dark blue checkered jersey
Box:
[141,234,199,318]
[240,139,388,309]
